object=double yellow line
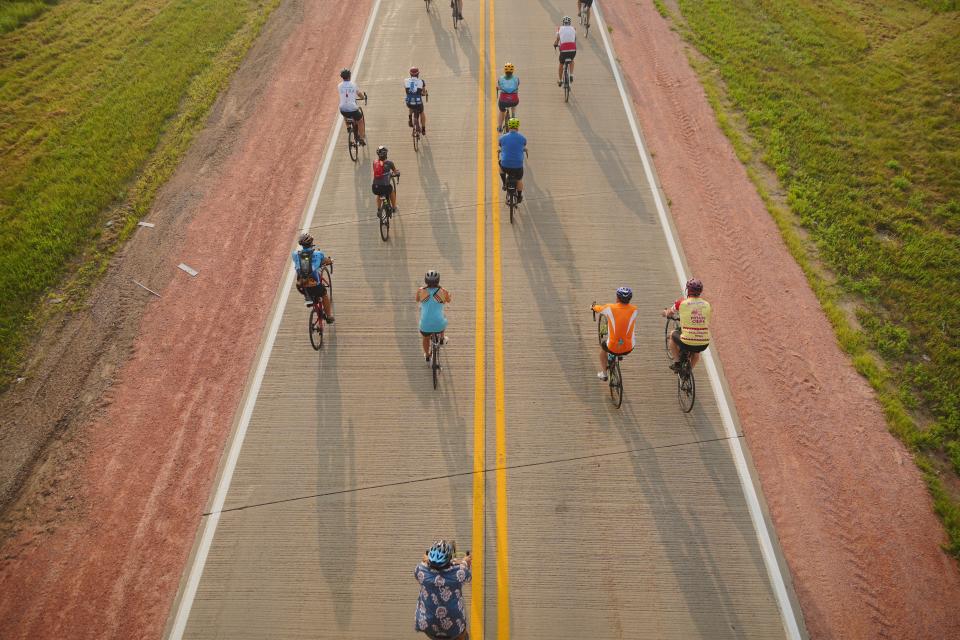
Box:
[471,0,510,636]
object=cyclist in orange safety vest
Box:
[591,287,638,381]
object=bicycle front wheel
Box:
[678,368,696,413]
[597,314,609,346]
[664,318,676,361]
[609,359,623,408]
[309,307,323,350]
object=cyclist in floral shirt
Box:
[414,540,472,639]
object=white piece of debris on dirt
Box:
[177,263,198,277]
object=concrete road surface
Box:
[167,1,807,638]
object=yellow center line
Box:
[488,0,511,636]
[470,0,487,636]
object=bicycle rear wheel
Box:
[432,339,441,389]
[609,358,623,408]
[678,365,696,413]
[308,306,323,350]
[597,314,608,346]
[379,204,390,241]
[452,2,459,29]
[412,126,420,152]
[563,66,571,102]
[347,126,358,162]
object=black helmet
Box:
[340,68,351,80]
[376,145,388,159]
[425,270,440,286]
[685,278,703,296]
[298,233,315,247]
[616,286,633,303]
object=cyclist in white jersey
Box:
[404,67,428,135]
[553,16,577,85]
[338,68,367,145]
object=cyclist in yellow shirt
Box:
[591,287,639,381]
[662,278,711,371]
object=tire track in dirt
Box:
[601,1,960,638]
[0,2,372,638]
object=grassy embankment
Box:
[658,0,960,557]
[0,0,280,384]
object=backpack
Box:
[297,249,315,282]
[373,159,386,179]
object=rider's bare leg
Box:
[668,339,681,363]
[419,110,426,132]
[389,188,397,209]
[689,351,702,369]
[422,335,431,358]
[598,348,609,372]
[322,294,334,320]
[358,116,366,141]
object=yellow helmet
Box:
[507,117,520,130]
[503,62,515,74]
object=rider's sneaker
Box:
[358,138,366,146]
[425,353,431,363]
[325,315,335,324]
[496,126,502,133]
[569,74,574,83]
[408,114,413,128]
[421,127,426,135]
[669,361,681,372]
[516,192,523,203]
[597,371,608,381]
[304,301,313,307]
[558,80,562,87]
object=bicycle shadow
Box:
[418,143,464,270]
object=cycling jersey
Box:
[418,286,449,334]
[338,80,361,111]
[498,131,526,168]
[414,561,470,639]
[594,302,639,354]
[404,77,426,106]
[291,247,326,284]
[557,24,577,51]
[673,297,712,345]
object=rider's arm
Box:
[416,287,428,303]
[441,287,452,303]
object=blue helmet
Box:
[616,286,633,303]
[427,540,454,568]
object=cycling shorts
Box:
[407,103,425,114]
[420,329,445,337]
[372,183,393,197]
[302,282,327,301]
[580,0,594,7]
[559,50,577,63]
[602,343,633,357]
[498,99,518,113]
[499,164,523,180]
[672,330,709,353]
[340,108,363,121]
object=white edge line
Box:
[166,2,383,637]
[594,4,803,639]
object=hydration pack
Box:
[373,160,386,179]
[297,249,314,280]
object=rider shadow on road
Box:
[418,144,464,270]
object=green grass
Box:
[670,0,960,558]
[0,0,280,384]
[0,0,58,34]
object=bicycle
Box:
[594,303,624,408]
[424,0,432,12]
[505,173,518,224]
[411,93,428,152]
[555,46,573,103]
[307,264,334,350]
[451,0,462,29]
[344,95,368,162]
[664,314,696,412]
[579,4,591,38]
[429,331,443,389]
[377,173,400,241]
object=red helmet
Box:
[409,67,420,77]
[685,278,703,296]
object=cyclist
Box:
[591,287,638,381]
[662,278,712,371]
[417,270,452,363]
[496,62,519,133]
[292,233,334,322]
[415,540,472,640]
[498,117,527,203]
[577,0,594,21]
[553,16,577,86]
[372,145,400,212]
[338,68,367,146]
[405,67,429,135]
[451,0,463,20]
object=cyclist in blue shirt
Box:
[292,233,334,322]
[414,540,471,640]
[404,67,429,135]
[496,62,519,133]
[498,117,527,203]
[416,270,452,363]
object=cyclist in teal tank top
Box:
[416,270,452,363]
